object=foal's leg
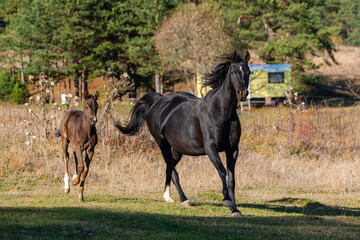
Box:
[160,143,189,205]
[72,146,84,186]
[62,137,70,193]
[205,143,232,206]
[225,147,241,216]
[72,151,78,182]
[78,148,93,201]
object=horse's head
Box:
[228,50,251,102]
[83,91,99,126]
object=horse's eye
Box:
[85,106,88,110]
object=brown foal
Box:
[56,91,99,201]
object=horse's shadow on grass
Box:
[194,197,360,217]
[1,204,359,239]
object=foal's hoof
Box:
[78,197,84,202]
[181,200,192,207]
[64,188,70,193]
[231,209,242,217]
[72,179,80,186]
[222,200,234,208]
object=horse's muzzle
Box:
[90,117,97,125]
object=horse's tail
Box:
[113,92,162,136]
[55,129,61,137]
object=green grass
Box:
[1,184,359,240]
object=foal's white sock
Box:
[64,173,70,190]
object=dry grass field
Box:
[1,102,359,194]
[1,102,360,239]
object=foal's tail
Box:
[113,92,162,136]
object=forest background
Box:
[0,0,359,103]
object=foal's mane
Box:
[203,51,243,89]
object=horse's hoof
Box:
[72,180,79,186]
[164,197,175,203]
[78,197,84,202]
[163,192,175,203]
[181,200,192,207]
[223,200,234,208]
[64,188,70,193]
[231,211,242,217]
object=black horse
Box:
[113,51,250,216]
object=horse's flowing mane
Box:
[203,51,243,89]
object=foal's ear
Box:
[95,91,99,100]
[83,91,89,100]
[244,50,250,62]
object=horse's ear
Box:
[95,91,99,100]
[244,50,250,62]
[83,91,88,100]
[232,50,238,61]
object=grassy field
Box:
[1,183,360,240]
[1,102,360,239]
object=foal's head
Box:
[83,91,99,126]
[228,50,251,102]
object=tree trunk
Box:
[194,70,197,97]
[63,79,67,95]
[155,70,163,94]
[74,71,79,98]
[184,70,194,94]
[50,85,54,103]
[68,78,72,96]
[81,70,88,100]
[57,83,61,103]
[20,53,24,84]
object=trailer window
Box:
[268,72,284,83]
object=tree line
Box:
[0,0,358,103]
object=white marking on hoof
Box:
[181,200,192,207]
[64,173,70,192]
[163,186,175,203]
[72,174,78,181]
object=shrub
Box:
[0,70,28,104]
[293,74,321,95]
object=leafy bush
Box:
[293,74,321,95]
[0,70,28,104]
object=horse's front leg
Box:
[78,148,94,201]
[225,147,241,216]
[205,142,238,214]
[72,146,84,188]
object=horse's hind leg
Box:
[62,137,70,193]
[163,150,182,203]
[78,149,93,201]
[160,143,189,206]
